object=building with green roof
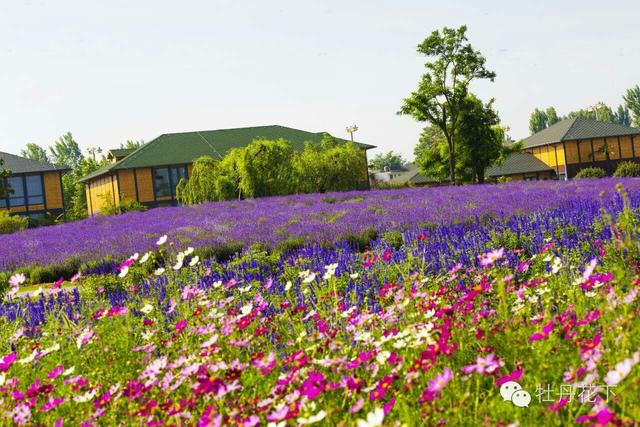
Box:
[1,151,69,220]
[488,117,640,181]
[80,125,375,215]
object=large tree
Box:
[120,140,145,150]
[415,94,514,184]
[456,95,503,183]
[21,143,49,163]
[49,132,83,168]
[624,85,640,127]
[529,108,548,134]
[368,151,407,171]
[546,107,560,127]
[399,25,495,183]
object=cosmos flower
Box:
[356,407,384,427]
[156,235,168,246]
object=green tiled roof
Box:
[522,117,640,148]
[80,125,375,182]
[486,152,553,177]
[0,151,69,174]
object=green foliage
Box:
[624,85,640,127]
[49,132,82,168]
[20,143,49,162]
[99,192,146,216]
[0,210,29,235]
[575,167,607,178]
[368,151,407,171]
[0,159,10,199]
[120,140,144,150]
[381,229,405,250]
[529,108,548,134]
[176,156,218,205]
[613,161,640,177]
[399,25,496,183]
[238,138,296,198]
[414,94,513,184]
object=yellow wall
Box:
[135,168,155,202]
[43,171,64,209]
[117,170,137,201]
[530,144,563,170]
[87,175,119,214]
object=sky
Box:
[1,0,639,160]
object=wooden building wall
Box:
[529,134,640,178]
[86,174,119,215]
[43,171,64,209]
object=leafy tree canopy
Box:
[368,151,407,171]
[399,25,495,183]
[21,143,49,163]
[49,132,83,168]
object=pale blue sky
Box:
[1,0,639,160]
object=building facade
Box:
[0,152,68,220]
[488,118,640,181]
[80,125,374,215]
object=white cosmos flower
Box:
[240,285,252,293]
[118,266,129,278]
[63,366,75,376]
[154,268,165,276]
[184,247,195,256]
[173,260,183,271]
[139,252,151,264]
[189,256,200,267]
[356,407,384,427]
[303,273,316,283]
[0,372,5,386]
[19,350,38,365]
[156,235,168,246]
[140,304,154,314]
[285,281,292,291]
[297,410,327,425]
[9,273,26,287]
[241,304,253,316]
[213,280,222,288]
[350,273,359,279]
[73,389,98,403]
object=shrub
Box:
[0,210,28,234]
[613,161,640,177]
[100,194,147,216]
[575,167,606,178]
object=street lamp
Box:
[345,125,359,141]
[87,147,102,161]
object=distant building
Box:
[370,163,439,187]
[80,125,375,215]
[488,117,640,180]
[0,151,68,220]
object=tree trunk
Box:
[477,167,485,184]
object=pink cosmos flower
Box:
[8,403,31,425]
[479,248,505,267]
[496,367,524,386]
[267,404,289,422]
[528,320,555,342]
[0,353,17,372]
[462,354,504,375]
[40,396,65,412]
[420,367,453,403]
[48,365,65,380]
[604,358,635,386]
[175,319,188,333]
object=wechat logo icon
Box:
[500,381,531,407]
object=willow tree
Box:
[176,156,218,205]
[399,25,495,183]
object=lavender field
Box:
[2,179,640,273]
[1,179,639,425]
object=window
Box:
[153,168,171,197]
[25,175,44,205]
[153,166,188,199]
[7,176,25,206]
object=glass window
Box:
[170,167,187,196]
[153,168,171,198]
[25,175,44,205]
[7,176,25,206]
